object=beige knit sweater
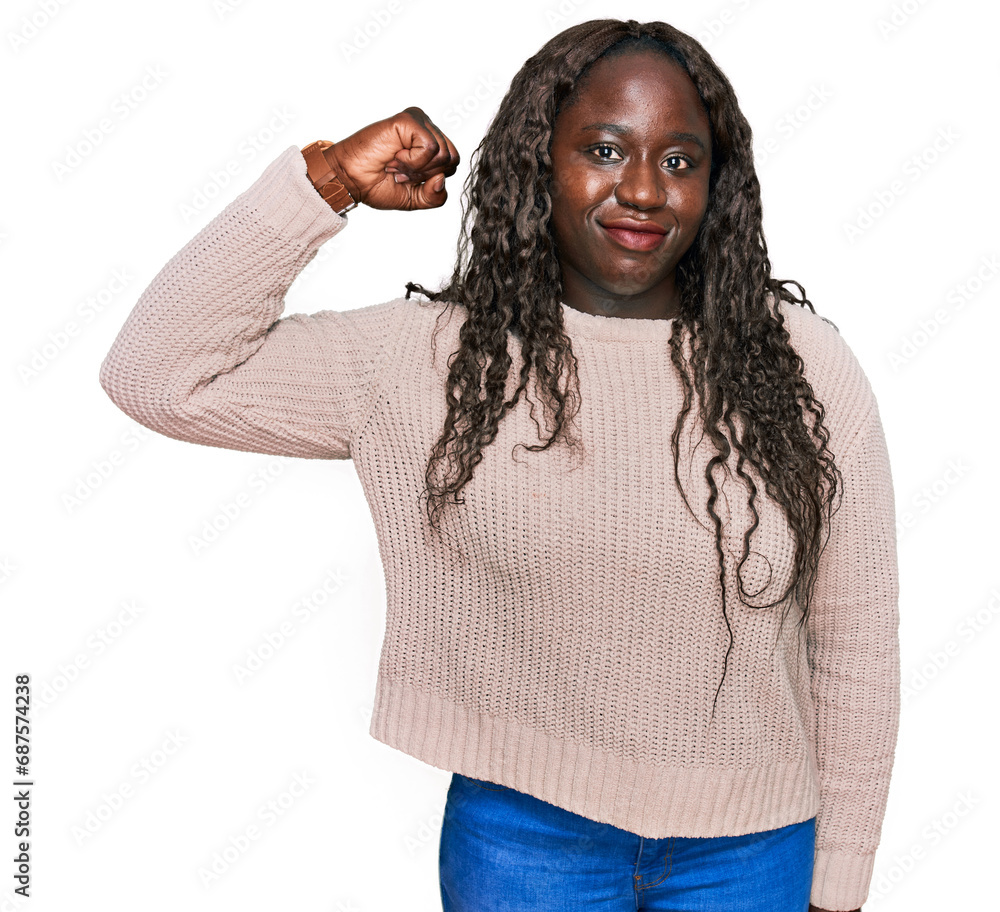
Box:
[99,144,900,911]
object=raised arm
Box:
[98,108,461,460]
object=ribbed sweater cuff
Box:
[234,143,347,249]
[811,847,875,910]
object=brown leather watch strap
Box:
[301,140,358,216]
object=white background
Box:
[2,0,998,909]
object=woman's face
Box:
[548,48,713,320]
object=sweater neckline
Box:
[558,301,676,342]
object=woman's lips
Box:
[601,224,668,252]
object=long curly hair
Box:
[403,18,843,718]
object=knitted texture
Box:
[99,144,900,911]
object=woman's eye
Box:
[590,146,691,169]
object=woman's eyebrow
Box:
[579,121,707,153]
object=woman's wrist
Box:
[320,142,362,202]
[300,140,360,213]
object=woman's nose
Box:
[613,156,667,209]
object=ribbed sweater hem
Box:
[369,674,819,839]
[811,849,876,911]
[238,143,346,248]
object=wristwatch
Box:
[301,140,359,216]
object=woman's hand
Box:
[323,106,460,211]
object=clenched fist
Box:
[317,106,461,211]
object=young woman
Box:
[99,17,898,912]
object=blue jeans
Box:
[439,773,815,911]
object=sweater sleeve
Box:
[98,144,394,460]
[807,396,901,911]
